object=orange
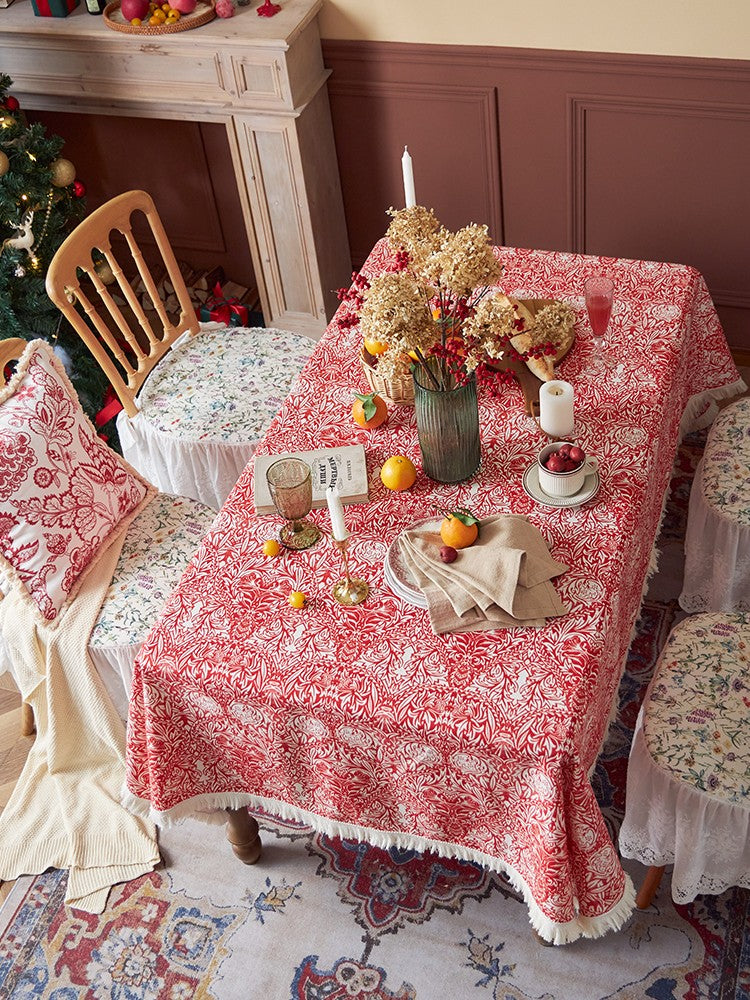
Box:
[439,509,479,549]
[364,336,389,357]
[352,391,388,429]
[380,455,417,491]
[288,590,306,609]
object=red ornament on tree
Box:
[72,179,86,198]
[4,96,19,111]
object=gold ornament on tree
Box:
[50,157,76,188]
[95,260,115,285]
[0,151,9,177]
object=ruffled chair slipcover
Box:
[619,612,750,904]
[118,325,315,511]
[1,493,216,722]
[679,396,750,613]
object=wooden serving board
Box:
[496,298,575,417]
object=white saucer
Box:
[383,521,436,608]
[522,462,600,509]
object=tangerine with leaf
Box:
[439,507,479,549]
[352,391,388,429]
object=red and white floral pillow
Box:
[0,340,155,625]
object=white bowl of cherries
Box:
[537,441,598,498]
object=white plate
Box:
[522,462,600,508]
[384,520,438,608]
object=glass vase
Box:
[413,363,481,483]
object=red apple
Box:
[568,446,586,465]
[170,0,197,11]
[545,454,565,473]
[120,0,149,18]
[439,545,458,564]
[558,444,572,458]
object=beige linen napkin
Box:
[398,514,569,635]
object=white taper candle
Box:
[326,486,349,541]
[401,146,416,209]
[539,380,575,438]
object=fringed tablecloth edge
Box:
[121,787,635,944]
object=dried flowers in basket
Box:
[336,206,575,406]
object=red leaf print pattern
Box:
[0,342,152,622]
[126,242,741,942]
[0,430,34,500]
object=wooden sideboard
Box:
[1,0,350,338]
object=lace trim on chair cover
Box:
[677,378,748,436]
[619,712,750,903]
[679,461,750,613]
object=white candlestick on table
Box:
[326,486,349,541]
[539,379,575,438]
[402,146,416,208]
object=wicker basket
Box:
[358,298,574,408]
[360,346,415,406]
[103,0,215,34]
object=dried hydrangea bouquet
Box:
[337,206,575,482]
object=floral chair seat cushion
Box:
[90,492,216,651]
[701,397,750,526]
[642,612,750,806]
[136,326,315,443]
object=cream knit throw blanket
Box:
[0,536,159,913]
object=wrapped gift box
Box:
[31,0,79,14]
[198,282,249,327]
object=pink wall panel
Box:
[324,41,750,353]
[28,112,256,291]
[327,80,503,264]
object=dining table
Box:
[123,238,744,944]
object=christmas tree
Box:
[0,73,116,438]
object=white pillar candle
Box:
[326,486,349,541]
[539,379,575,438]
[401,146,416,209]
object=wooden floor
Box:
[0,687,33,907]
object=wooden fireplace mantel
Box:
[0,0,351,338]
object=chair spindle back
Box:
[45,190,200,417]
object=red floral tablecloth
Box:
[125,241,743,943]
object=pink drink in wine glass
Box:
[584,276,614,366]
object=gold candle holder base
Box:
[332,538,369,606]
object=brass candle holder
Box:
[332,537,369,606]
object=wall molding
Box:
[567,94,750,260]
[328,78,503,245]
[323,38,750,350]
[323,39,750,84]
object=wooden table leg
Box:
[532,929,555,947]
[20,702,35,737]
[636,865,665,909]
[225,806,262,864]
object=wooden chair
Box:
[619,612,750,908]
[45,190,315,510]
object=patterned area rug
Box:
[1,433,748,1000]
